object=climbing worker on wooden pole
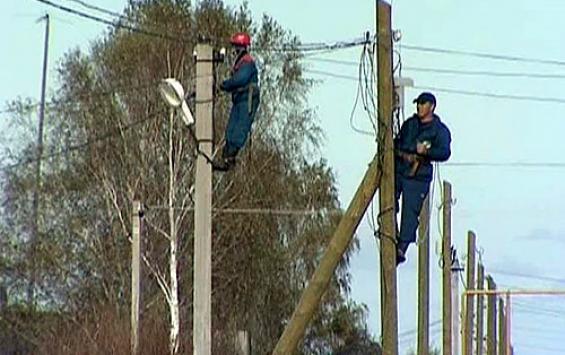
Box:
[214,32,261,171]
[394,92,452,264]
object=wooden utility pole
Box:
[505,293,511,355]
[475,263,485,355]
[131,200,143,355]
[417,195,430,355]
[462,232,477,355]
[451,257,463,355]
[376,2,398,354]
[30,13,50,305]
[486,276,497,355]
[193,43,214,355]
[442,181,453,355]
[498,298,506,355]
[272,154,382,354]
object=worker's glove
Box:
[416,141,432,155]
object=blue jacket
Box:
[220,53,260,105]
[394,114,451,182]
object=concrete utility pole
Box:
[442,181,453,355]
[451,256,463,355]
[376,2,398,354]
[272,154,382,355]
[462,232,477,355]
[417,195,431,355]
[475,263,486,355]
[131,200,143,355]
[30,13,50,305]
[193,43,214,355]
[486,276,497,355]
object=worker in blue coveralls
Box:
[394,92,451,265]
[214,32,261,171]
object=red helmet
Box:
[230,32,251,47]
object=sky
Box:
[4,0,565,354]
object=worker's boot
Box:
[213,147,238,172]
[396,242,408,266]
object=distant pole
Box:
[497,298,505,355]
[462,232,477,355]
[505,293,511,355]
[193,43,214,355]
[29,13,50,306]
[376,1,398,354]
[486,276,497,355]
[131,200,143,355]
[442,181,453,355]
[475,263,485,355]
[417,195,430,355]
[451,257,463,355]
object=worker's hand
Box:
[416,142,429,155]
[401,152,417,163]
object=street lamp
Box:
[158,78,195,126]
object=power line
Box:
[444,162,565,168]
[413,85,565,104]
[36,0,369,53]
[305,68,358,81]
[2,112,161,172]
[512,302,565,318]
[64,0,123,18]
[512,306,565,321]
[398,319,441,339]
[304,69,565,105]
[404,66,565,79]
[305,57,358,66]
[36,0,182,42]
[145,205,342,216]
[489,268,565,285]
[400,44,565,67]
[0,80,167,116]
[305,57,565,80]
[515,343,565,354]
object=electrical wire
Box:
[36,0,183,42]
[489,268,565,285]
[64,0,123,18]
[303,69,565,105]
[404,66,565,79]
[305,57,565,80]
[445,162,565,168]
[413,85,565,105]
[36,0,370,54]
[400,44,565,67]
[1,110,162,171]
[144,205,342,216]
[346,40,376,136]
[514,343,565,353]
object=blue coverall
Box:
[220,53,260,158]
[394,113,451,255]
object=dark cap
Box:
[413,92,437,106]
